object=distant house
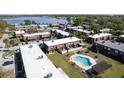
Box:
[87,33,112,43]
[94,40,124,63]
[44,37,85,54]
[67,26,83,31]
[37,25,49,31]
[73,28,93,36]
[15,24,38,31]
[100,28,112,33]
[118,35,124,43]
[23,32,50,41]
[15,30,25,38]
[51,29,70,38]
[82,24,90,30]
[9,25,16,31]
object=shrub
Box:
[71,62,75,66]
[94,55,98,59]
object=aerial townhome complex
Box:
[1,15,124,78]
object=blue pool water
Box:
[74,55,92,67]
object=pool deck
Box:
[70,54,96,70]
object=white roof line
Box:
[23,32,50,37]
[44,37,81,47]
[89,33,112,39]
[20,44,68,78]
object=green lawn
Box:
[2,50,16,58]
[47,52,86,78]
[88,51,124,78]
[83,42,124,78]
[48,50,124,78]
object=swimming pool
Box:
[70,54,96,70]
[74,56,92,67]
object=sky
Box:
[0,0,124,14]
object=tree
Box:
[67,17,71,24]
[9,39,15,46]
[27,28,35,33]
[3,39,9,47]
[32,21,37,24]
[74,17,83,26]
[0,20,9,38]
[90,24,100,34]
[0,30,4,38]
[0,19,9,30]
[84,16,96,24]
[74,31,82,39]
[24,20,37,25]
[24,20,31,25]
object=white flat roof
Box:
[44,37,81,47]
[23,32,50,37]
[39,25,48,27]
[67,26,82,29]
[100,28,111,32]
[89,33,112,39]
[73,28,92,34]
[56,29,69,36]
[15,24,38,28]
[20,44,68,78]
[15,30,25,34]
[120,35,124,38]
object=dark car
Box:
[2,61,13,66]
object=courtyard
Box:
[47,49,124,78]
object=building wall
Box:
[23,34,50,41]
[118,37,124,43]
[95,43,124,63]
[88,35,112,43]
[45,40,81,54]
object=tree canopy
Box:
[74,17,83,26]
[0,19,9,30]
[90,24,100,34]
[24,20,37,25]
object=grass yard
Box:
[0,70,14,78]
[48,50,124,78]
[47,52,86,78]
[2,50,16,58]
[88,50,124,78]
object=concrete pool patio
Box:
[70,54,96,70]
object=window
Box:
[115,50,118,54]
[108,48,111,51]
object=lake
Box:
[3,16,68,25]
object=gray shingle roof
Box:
[96,40,124,53]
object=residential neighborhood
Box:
[1,15,124,78]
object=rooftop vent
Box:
[37,55,43,60]
[118,42,121,45]
[102,41,105,44]
[44,73,53,78]
[52,40,54,42]
[28,45,33,48]
[111,40,115,43]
